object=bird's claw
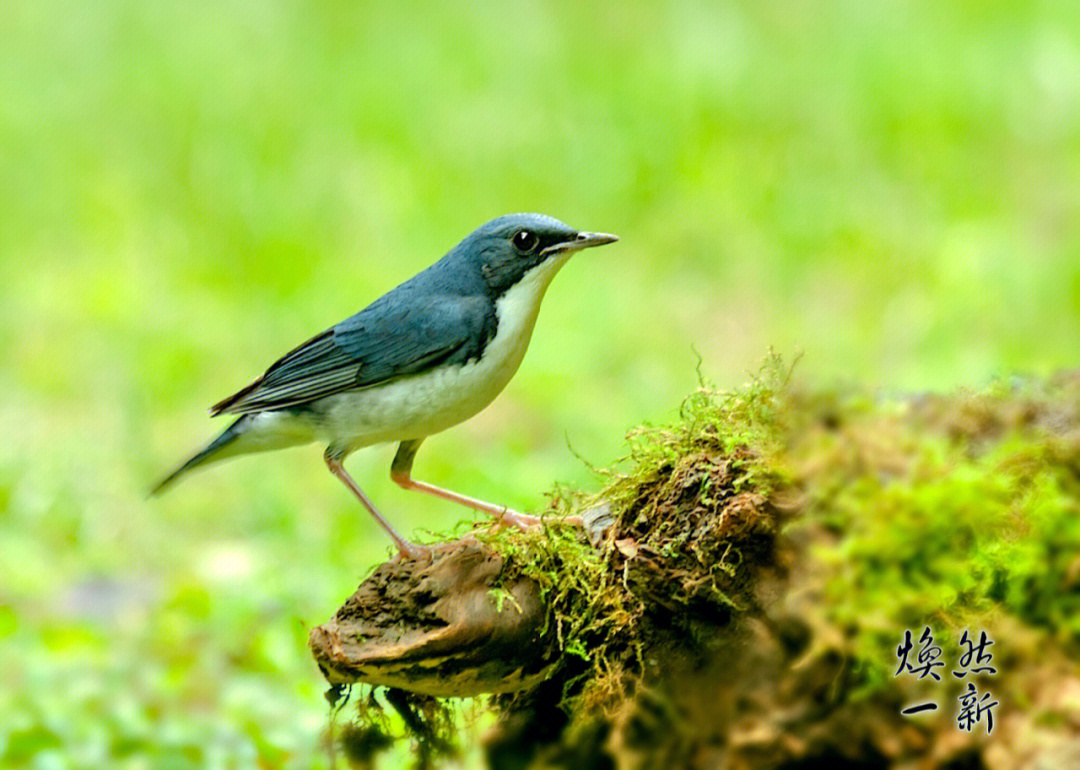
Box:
[486,508,542,533]
[392,534,482,562]
[393,542,434,562]
[485,509,586,534]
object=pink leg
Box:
[324,451,430,560]
[391,440,543,531]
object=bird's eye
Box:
[512,229,539,253]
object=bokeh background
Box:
[2,1,1078,767]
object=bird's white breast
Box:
[306,254,573,450]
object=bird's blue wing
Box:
[210,295,494,416]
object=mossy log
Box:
[309,506,615,701]
[310,364,1080,770]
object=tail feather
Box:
[151,417,249,495]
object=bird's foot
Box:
[390,539,456,562]
[486,508,542,532]
[393,540,434,562]
[392,533,483,562]
[486,509,586,533]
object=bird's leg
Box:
[391,439,543,531]
[324,450,430,560]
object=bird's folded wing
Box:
[210,296,492,416]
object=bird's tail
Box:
[151,416,251,495]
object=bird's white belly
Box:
[318,348,524,446]
[311,256,569,450]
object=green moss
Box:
[481,361,1080,725]
[479,352,796,713]
[334,363,1080,761]
[796,372,1080,688]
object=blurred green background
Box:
[2,0,1078,767]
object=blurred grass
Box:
[1,0,1078,767]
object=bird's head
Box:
[454,213,618,297]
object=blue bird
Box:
[154,214,618,558]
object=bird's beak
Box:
[541,231,619,257]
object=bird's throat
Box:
[490,254,572,366]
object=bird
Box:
[153,213,618,559]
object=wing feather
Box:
[209,295,492,416]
